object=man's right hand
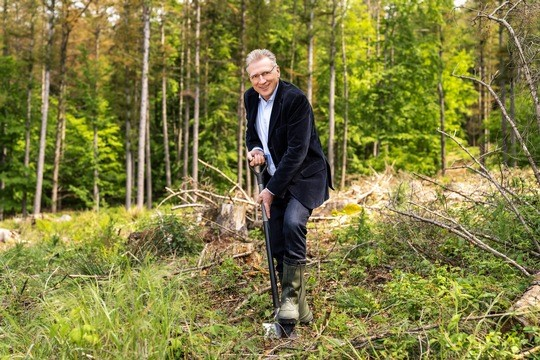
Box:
[247,149,266,167]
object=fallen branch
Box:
[440,130,540,253]
[386,205,532,276]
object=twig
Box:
[515,345,540,359]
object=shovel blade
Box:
[263,322,283,339]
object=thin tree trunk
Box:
[509,73,516,167]
[306,0,315,104]
[0,0,7,219]
[22,10,36,218]
[438,26,446,175]
[52,3,72,213]
[177,12,186,174]
[289,0,298,84]
[182,8,191,183]
[237,0,246,189]
[327,0,337,179]
[191,0,200,187]
[498,5,508,166]
[340,9,349,189]
[161,18,172,188]
[145,108,152,209]
[93,3,102,212]
[136,1,150,210]
[125,89,132,209]
[34,0,56,216]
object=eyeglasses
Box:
[249,65,277,82]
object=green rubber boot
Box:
[278,262,313,325]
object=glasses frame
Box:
[249,65,277,83]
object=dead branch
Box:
[515,345,540,359]
[441,130,540,253]
[412,172,489,205]
[386,205,532,276]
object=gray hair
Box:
[245,49,277,69]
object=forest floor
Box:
[1,168,539,358]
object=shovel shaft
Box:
[251,163,280,314]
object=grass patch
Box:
[0,202,538,358]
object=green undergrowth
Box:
[0,202,539,358]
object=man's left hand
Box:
[258,188,274,218]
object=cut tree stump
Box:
[215,203,248,239]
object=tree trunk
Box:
[182,8,191,183]
[145,108,152,209]
[438,26,446,176]
[136,2,150,210]
[176,10,186,176]
[52,18,69,213]
[161,18,172,188]
[327,0,337,179]
[192,0,200,188]
[34,0,56,216]
[125,89,133,209]
[340,10,348,189]
[237,0,246,189]
[509,73,516,167]
[306,0,315,104]
[92,2,102,212]
[22,8,36,218]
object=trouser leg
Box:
[269,194,313,325]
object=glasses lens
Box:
[250,65,275,82]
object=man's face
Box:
[247,57,280,101]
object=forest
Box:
[0,0,537,216]
[1,0,540,358]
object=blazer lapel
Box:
[268,80,284,138]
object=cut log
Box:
[215,203,248,239]
[502,272,540,334]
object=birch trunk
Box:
[34,0,56,216]
[136,2,150,210]
[161,18,172,188]
[191,0,200,188]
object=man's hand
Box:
[258,188,274,219]
[247,149,266,167]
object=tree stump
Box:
[215,203,248,239]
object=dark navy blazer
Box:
[245,80,332,210]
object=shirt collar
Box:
[258,82,279,104]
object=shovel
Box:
[251,163,295,338]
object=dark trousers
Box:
[269,192,312,274]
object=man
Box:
[244,49,332,328]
